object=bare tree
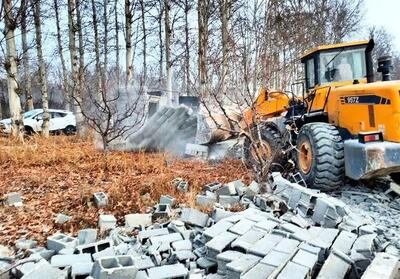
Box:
[54,0,70,110]
[21,0,33,111]
[68,0,84,136]
[2,0,24,140]
[91,0,103,99]
[33,0,50,137]
[164,0,175,105]
[125,0,134,88]
[197,0,211,97]
[114,0,120,86]
[139,0,147,82]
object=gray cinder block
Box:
[47,233,78,253]
[91,256,138,279]
[93,192,108,208]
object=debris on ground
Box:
[1,173,399,279]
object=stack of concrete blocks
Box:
[196,179,261,209]
[3,175,400,279]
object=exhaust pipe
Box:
[365,39,375,83]
[377,56,393,81]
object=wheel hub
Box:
[250,140,272,163]
[299,141,312,174]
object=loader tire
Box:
[243,126,285,172]
[296,123,344,191]
[390,173,400,185]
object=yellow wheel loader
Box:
[243,39,400,190]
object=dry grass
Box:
[0,135,251,246]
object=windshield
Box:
[24,110,41,119]
[319,47,366,84]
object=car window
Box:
[52,112,67,118]
[35,113,43,120]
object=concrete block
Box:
[216,250,244,275]
[227,180,247,196]
[216,184,237,196]
[93,192,108,208]
[231,228,265,253]
[206,231,238,259]
[51,253,92,268]
[211,208,235,222]
[291,249,318,274]
[203,182,222,192]
[172,239,192,251]
[253,219,279,232]
[203,220,235,241]
[245,181,260,198]
[21,260,67,279]
[98,215,117,232]
[196,195,217,207]
[91,256,138,279]
[181,208,209,227]
[149,232,183,245]
[277,261,309,279]
[125,214,152,228]
[71,262,93,279]
[160,195,176,206]
[15,255,42,277]
[77,240,113,256]
[136,270,150,279]
[218,195,240,208]
[78,229,98,245]
[147,263,189,279]
[16,239,37,250]
[273,238,300,254]
[176,180,189,192]
[226,254,261,279]
[296,189,320,217]
[298,243,323,263]
[55,213,71,224]
[331,231,357,255]
[261,249,292,268]
[316,251,352,279]
[93,247,116,261]
[280,223,305,234]
[153,204,172,220]
[132,255,155,270]
[228,218,255,235]
[185,143,209,158]
[4,192,23,207]
[138,228,169,244]
[47,233,78,253]
[312,196,346,228]
[241,262,275,279]
[248,234,283,257]
[361,252,400,279]
[27,247,55,261]
[171,250,196,262]
[58,248,75,255]
[352,233,377,258]
[197,257,217,274]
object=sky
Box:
[364,0,400,51]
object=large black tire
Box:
[390,173,400,185]
[243,126,285,172]
[296,123,344,190]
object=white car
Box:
[0,109,76,135]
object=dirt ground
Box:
[0,136,251,246]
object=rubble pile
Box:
[1,175,400,279]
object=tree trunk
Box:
[68,0,84,136]
[164,0,175,105]
[198,0,209,97]
[91,0,102,100]
[184,0,190,95]
[125,0,133,88]
[76,0,86,137]
[114,0,120,87]
[139,0,147,83]
[221,0,230,94]
[54,0,70,110]
[34,0,50,137]
[102,0,109,93]
[3,0,24,140]
[158,0,163,83]
[21,0,33,111]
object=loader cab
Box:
[301,40,373,91]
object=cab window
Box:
[319,47,366,84]
[306,58,316,89]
